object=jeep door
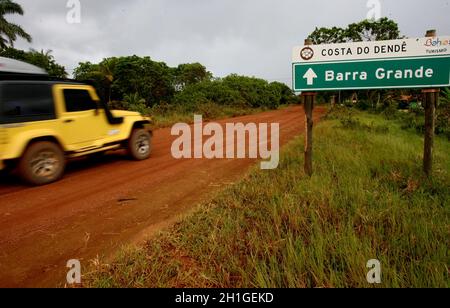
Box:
[55,85,110,150]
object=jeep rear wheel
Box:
[127,129,152,161]
[18,142,65,186]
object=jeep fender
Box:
[130,120,153,138]
[3,129,65,160]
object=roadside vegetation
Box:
[324,87,450,141]
[74,58,297,127]
[393,88,450,140]
[85,109,449,288]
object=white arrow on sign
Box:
[303,68,318,85]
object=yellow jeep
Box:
[0,58,153,186]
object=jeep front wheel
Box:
[127,129,152,161]
[18,141,65,186]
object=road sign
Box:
[292,37,450,92]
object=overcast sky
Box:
[9,0,450,83]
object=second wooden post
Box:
[422,29,440,178]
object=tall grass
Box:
[86,110,449,288]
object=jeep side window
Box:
[63,89,98,112]
[0,83,55,124]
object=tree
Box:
[122,92,150,115]
[0,0,31,50]
[223,74,271,108]
[308,26,347,44]
[346,18,402,42]
[73,61,100,81]
[173,63,212,90]
[95,58,117,103]
[73,61,110,102]
[112,56,174,106]
[0,47,67,78]
[268,82,297,106]
[74,56,175,106]
[308,18,402,44]
[27,49,67,78]
[74,58,118,103]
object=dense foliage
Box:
[308,18,402,44]
[173,75,296,110]
[73,56,297,111]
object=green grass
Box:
[86,110,450,288]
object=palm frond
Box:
[0,0,31,50]
[0,1,24,16]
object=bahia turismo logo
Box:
[424,37,450,47]
[424,37,449,55]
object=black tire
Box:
[127,129,152,161]
[18,141,65,186]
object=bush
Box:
[172,77,295,112]
[122,93,151,115]
[409,102,424,115]
[436,88,450,140]
[324,105,355,121]
[356,99,371,111]
[326,107,389,134]
[436,107,450,140]
[195,102,224,119]
[340,117,389,134]
[396,102,449,140]
[381,104,400,120]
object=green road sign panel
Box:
[293,56,450,92]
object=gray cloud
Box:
[8,0,450,84]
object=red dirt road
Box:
[0,106,325,287]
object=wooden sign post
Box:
[303,92,316,177]
[423,30,439,178]
[302,38,316,177]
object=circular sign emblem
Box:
[300,47,314,61]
